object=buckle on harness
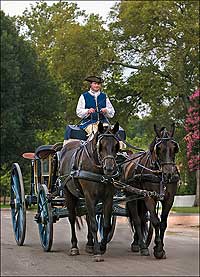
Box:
[101,176,108,183]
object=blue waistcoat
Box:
[79,91,108,129]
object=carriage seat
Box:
[64,125,88,141]
[64,124,126,141]
[35,142,63,159]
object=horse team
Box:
[60,122,180,262]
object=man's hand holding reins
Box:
[100,108,107,114]
[88,108,96,114]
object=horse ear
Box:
[98,122,104,133]
[112,122,119,134]
[170,123,175,137]
[154,124,160,137]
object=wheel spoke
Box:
[14,208,19,217]
[19,209,24,231]
[16,224,20,241]
[37,185,53,251]
[15,213,21,241]
[15,212,19,232]
[11,175,21,204]
[42,225,47,245]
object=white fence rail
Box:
[173,195,196,207]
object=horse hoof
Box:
[85,245,94,254]
[154,249,166,259]
[140,248,150,256]
[131,244,140,253]
[100,244,107,254]
[69,248,80,256]
[93,254,104,262]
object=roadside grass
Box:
[171,206,200,213]
[0,204,10,208]
[0,203,37,211]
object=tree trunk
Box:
[194,169,200,206]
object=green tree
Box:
[17,1,117,123]
[107,1,199,194]
[1,11,63,194]
[108,0,199,120]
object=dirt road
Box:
[1,209,199,276]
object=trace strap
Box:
[60,170,119,185]
[113,180,163,200]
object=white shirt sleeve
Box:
[76,93,115,119]
[105,96,115,118]
[76,95,89,118]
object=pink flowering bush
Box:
[184,89,200,171]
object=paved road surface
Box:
[1,209,199,276]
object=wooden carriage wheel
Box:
[10,163,26,246]
[96,213,117,243]
[37,184,53,252]
[142,211,153,247]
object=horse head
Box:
[151,123,179,182]
[95,122,120,176]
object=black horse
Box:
[59,122,120,261]
[121,123,180,259]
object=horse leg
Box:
[145,198,165,259]
[64,186,79,256]
[125,197,139,252]
[127,200,149,256]
[131,231,140,252]
[85,197,103,262]
[159,198,174,256]
[85,213,94,254]
[100,194,113,254]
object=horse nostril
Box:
[163,172,172,182]
[104,166,114,175]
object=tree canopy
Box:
[0,1,199,197]
[17,1,117,123]
[108,1,199,123]
[1,10,62,170]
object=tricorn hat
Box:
[84,76,104,83]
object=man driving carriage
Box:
[63,75,126,149]
[63,76,115,145]
[76,75,115,135]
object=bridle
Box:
[96,133,119,167]
[81,131,120,178]
[153,136,180,168]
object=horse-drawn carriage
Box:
[10,121,180,261]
